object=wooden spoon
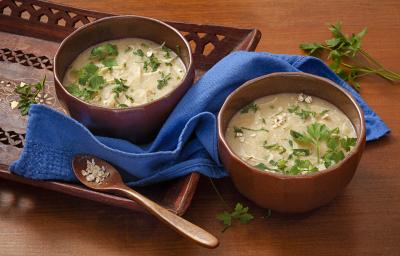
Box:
[72,155,219,249]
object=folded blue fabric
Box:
[10,52,390,186]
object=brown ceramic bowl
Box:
[54,15,194,143]
[218,72,366,213]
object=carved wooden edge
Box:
[0,164,201,216]
[0,0,260,215]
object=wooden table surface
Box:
[1,0,399,255]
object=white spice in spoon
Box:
[81,159,110,184]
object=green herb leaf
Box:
[263,142,286,154]
[90,43,118,61]
[254,162,268,170]
[112,78,129,97]
[102,57,117,69]
[299,23,400,90]
[144,54,161,72]
[240,102,259,114]
[289,159,318,175]
[78,63,99,85]
[216,203,254,232]
[340,137,357,152]
[133,49,145,57]
[292,148,310,156]
[157,72,172,90]
[161,43,172,58]
[288,105,316,120]
[14,76,46,116]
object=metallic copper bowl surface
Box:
[218,72,366,213]
[54,15,194,143]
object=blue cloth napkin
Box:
[10,52,390,186]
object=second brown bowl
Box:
[218,72,366,213]
[54,15,194,143]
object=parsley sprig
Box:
[209,178,254,232]
[67,63,106,100]
[14,76,46,116]
[216,203,254,232]
[300,23,400,90]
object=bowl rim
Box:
[217,72,366,181]
[54,14,194,112]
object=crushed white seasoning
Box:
[10,101,19,109]
[297,93,313,104]
[272,112,287,128]
[81,159,110,184]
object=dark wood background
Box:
[1,0,399,255]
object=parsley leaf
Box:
[289,159,318,175]
[14,76,46,116]
[102,57,117,69]
[157,72,172,90]
[90,43,118,61]
[292,148,310,156]
[263,142,287,154]
[340,137,357,152]
[112,78,129,97]
[161,43,172,58]
[240,102,259,114]
[288,105,316,120]
[216,203,254,232]
[143,54,161,72]
[254,162,268,170]
[78,63,99,85]
[133,49,145,57]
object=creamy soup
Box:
[225,93,357,175]
[63,38,186,108]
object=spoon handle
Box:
[116,185,219,249]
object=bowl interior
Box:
[55,15,192,88]
[218,72,365,170]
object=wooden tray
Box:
[0,0,261,215]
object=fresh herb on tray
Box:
[209,178,254,232]
[13,76,46,116]
[300,23,400,90]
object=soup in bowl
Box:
[218,72,366,213]
[54,15,194,143]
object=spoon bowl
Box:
[72,155,219,249]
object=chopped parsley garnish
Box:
[102,57,117,69]
[289,159,318,175]
[240,102,259,114]
[292,148,311,156]
[78,63,98,85]
[288,105,316,120]
[90,43,118,61]
[161,44,172,58]
[125,94,134,103]
[112,78,129,97]
[68,63,105,100]
[118,103,128,108]
[133,49,145,57]
[240,127,268,132]
[144,54,161,72]
[263,141,286,154]
[254,163,268,170]
[157,72,172,90]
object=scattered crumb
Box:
[81,159,110,184]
